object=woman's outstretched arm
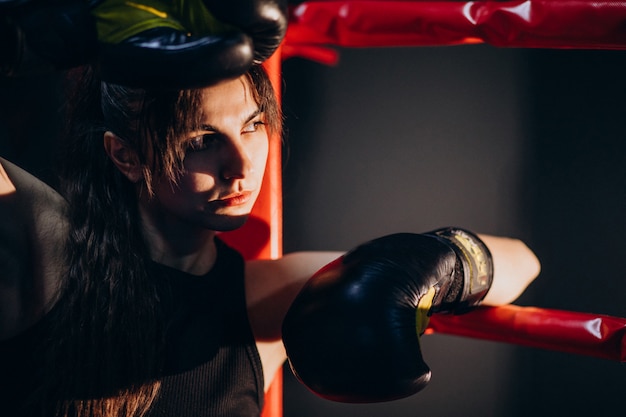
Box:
[245,231,540,389]
[247,232,541,339]
[478,234,541,306]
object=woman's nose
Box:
[220,139,251,181]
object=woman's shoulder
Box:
[0,157,68,340]
[0,157,67,209]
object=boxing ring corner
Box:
[222,2,626,415]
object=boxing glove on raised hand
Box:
[94,0,287,89]
[203,0,287,63]
[281,227,493,403]
[0,0,98,76]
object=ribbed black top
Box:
[0,238,264,417]
[146,237,264,416]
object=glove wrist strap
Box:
[427,227,494,313]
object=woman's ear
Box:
[103,132,144,183]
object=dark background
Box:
[280,46,626,417]
[2,44,625,416]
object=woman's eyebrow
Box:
[199,109,263,132]
[244,108,263,124]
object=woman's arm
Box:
[245,251,343,390]
[246,251,344,340]
[0,158,68,340]
[478,234,541,306]
[247,233,540,336]
[246,232,540,389]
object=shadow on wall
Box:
[281,46,626,417]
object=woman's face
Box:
[145,75,270,232]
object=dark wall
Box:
[280,45,626,417]
[514,49,626,416]
[0,73,64,187]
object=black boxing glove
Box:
[281,227,493,403]
[0,0,98,76]
[94,0,287,89]
[203,0,287,63]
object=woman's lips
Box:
[214,191,252,207]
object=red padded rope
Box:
[427,305,626,362]
[282,0,626,63]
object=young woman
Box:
[0,63,541,417]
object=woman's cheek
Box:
[185,173,217,194]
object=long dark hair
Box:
[43,65,280,417]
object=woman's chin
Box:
[208,213,250,232]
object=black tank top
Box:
[0,238,264,417]
[146,238,264,416]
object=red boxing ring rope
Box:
[224,2,626,415]
[286,1,626,48]
[427,305,626,362]
[283,0,626,63]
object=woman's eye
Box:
[187,134,218,152]
[242,120,265,134]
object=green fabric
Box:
[93,0,234,44]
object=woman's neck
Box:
[138,204,218,277]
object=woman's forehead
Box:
[198,76,259,122]
[200,75,253,103]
